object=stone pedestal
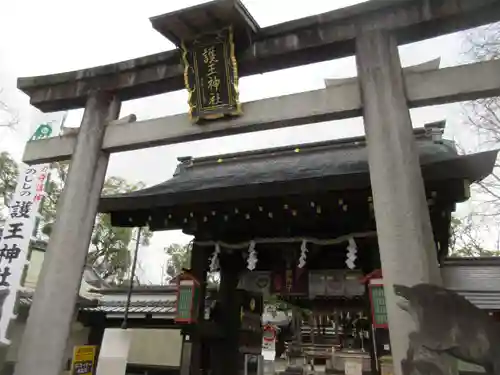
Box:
[263,359,276,375]
[95,329,132,375]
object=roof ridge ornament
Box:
[174,156,194,176]
[424,120,446,143]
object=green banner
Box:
[177,286,193,320]
[176,285,200,322]
[370,285,388,327]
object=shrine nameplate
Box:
[271,268,308,296]
[344,271,364,296]
[181,27,241,123]
[325,271,345,296]
[309,270,343,296]
[309,271,364,297]
[238,271,271,295]
[308,271,325,297]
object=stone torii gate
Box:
[12,1,500,375]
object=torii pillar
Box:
[356,30,450,375]
[13,92,120,375]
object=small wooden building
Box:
[6,253,500,375]
[97,122,497,375]
[2,124,498,375]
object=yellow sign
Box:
[70,345,96,375]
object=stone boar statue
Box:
[394,283,500,375]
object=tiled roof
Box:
[90,284,218,295]
[457,291,500,310]
[90,284,178,295]
[19,291,98,308]
[99,124,498,226]
[82,299,176,315]
[19,291,176,315]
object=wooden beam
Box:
[22,59,500,164]
[17,0,500,112]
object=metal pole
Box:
[121,226,142,329]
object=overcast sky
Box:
[0,0,479,283]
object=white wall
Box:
[23,249,44,289]
[128,328,182,367]
[96,328,182,375]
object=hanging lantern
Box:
[175,272,201,324]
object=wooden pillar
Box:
[215,252,240,375]
[13,91,120,375]
[355,30,447,375]
[181,243,208,375]
[364,284,379,375]
[86,312,106,369]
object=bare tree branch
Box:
[0,89,19,129]
[452,22,500,254]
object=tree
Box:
[461,23,500,216]
[0,151,152,284]
[449,215,500,257]
[163,242,220,285]
[164,242,192,283]
[444,22,500,257]
[0,152,18,219]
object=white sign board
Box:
[261,325,276,360]
[0,163,48,344]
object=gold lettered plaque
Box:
[181,27,242,123]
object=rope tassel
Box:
[247,240,257,270]
[209,243,221,272]
[345,237,357,270]
[298,239,308,268]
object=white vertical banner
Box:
[0,120,54,344]
[0,163,49,344]
[0,116,65,343]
